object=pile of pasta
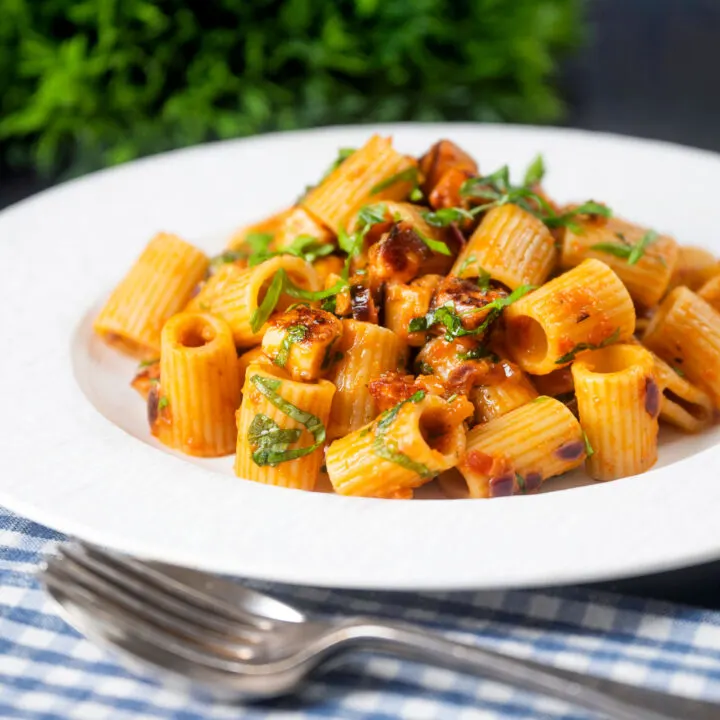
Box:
[94,135,720,499]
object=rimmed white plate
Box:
[2,123,720,590]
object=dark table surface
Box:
[2,0,719,609]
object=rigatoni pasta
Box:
[94,233,209,359]
[642,286,720,408]
[302,135,417,233]
[561,217,678,308]
[328,320,406,439]
[456,397,586,498]
[505,259,635,375]
[235,362,335,491]
[452,204,556,290]
[97,134,718,501]
[187,256,319,347]
[326,392,470,497]
[572,344,660,480]
[151,312,241,457]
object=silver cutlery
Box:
[40,542,718,720]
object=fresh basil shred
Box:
[274,324,307,368]
[371,390,434,479]
[370,167,420,195]
[582,430,595,458]
[250,270,348,332]
[248,375,326,466]
[555,328,621,364]
[591,230,660,266]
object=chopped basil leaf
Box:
[422,207,475,228]
[157,396,169,410]
[210,249,246,266]
[340,203,388,278]
[554,328,621,364]
[419,233,451,256]
[532,395,552,403]
[476,268,492,291]
[319,147,356,183]
[321,296,337,313]
[138,358,159,368]
[409,285,533,342]
[372,390,433,479]
[591,229,659,266]
[370,167,419,195]
[456,254,477,276]
[523,153,546,187]
[582,430,594,458]
[457,345,499,362]
[248,375,326,466]
[376,390,426,431]
[672,365,686,378]
[249,270,348,332]
[249,271,286,333]
[446,393,458,403]
[418,361,434,374]
[248,413,303,465]
[248,234,335,267]
[274,324,307,368]
[245,232,274,255]
[409,186,424,202]
[515,472,527,493]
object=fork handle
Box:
[328,619,715,720]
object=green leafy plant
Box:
[0,0,581,177]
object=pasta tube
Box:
[456,397,586,498]
[653,352,714,433]
[451,204,556,290]
[572,344,660,481]
[187,256,319,347]
[668,246,720,291]
[698,273,720,314]
[237,346,267,390]
[471,367,538,424]
[327,320,407,439]
[505,259,635,375]
[642,286,720,407]
[302,135,418,232]
[328,320,405,439]
[326,392,469,497]
[384,275,443,346]
[262,306,343,382]
[94,233,208,359]
[561,217,678,308]
[235,362,335,491]
[151,313,241,457]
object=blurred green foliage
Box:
[0,0,581,176]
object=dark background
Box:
[2,0,719,607]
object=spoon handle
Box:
[331,619,716,720]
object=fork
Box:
[40,543,718,720]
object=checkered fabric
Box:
[2,507,720,720]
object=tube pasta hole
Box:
[419,409,453,455]
[178,321,216,348]
[665,389,711,421]
[507,316,548,364]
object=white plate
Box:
[2,123,720,590]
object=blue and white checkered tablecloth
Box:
[3,506,720,720]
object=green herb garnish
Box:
[157,396,169,410]
[591,230,660,266]
[248,375,325,465]
[370,167,420,195]
[409,285,534,341]
[457,345,499,362]
[422,207,476,228]
[210,249,246,266]
[320,147,355,183]
[476,268,492,291]
[515,472,527,494]
[672,365,686,378]
[417,361,434,374]
[274,324,308,368]
[372,391,434,479]
[456,254,477,276]
[138,358,159,369]
[338,203,388,278]
[250,270,348,332]
[523,153,546,187]
[582,430,594,458]
[248,234,335,267]
[554,328,621,364]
